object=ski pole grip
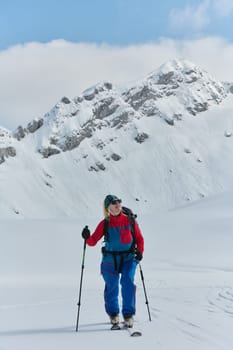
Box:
[82,226,90,240]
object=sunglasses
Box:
[111,199,122,205]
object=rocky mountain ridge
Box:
[1,59,233,218]
[1,59,229,164]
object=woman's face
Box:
[109,199,122,216]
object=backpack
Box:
[102,207,137,271]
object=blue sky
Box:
[1,0,233,129]
[1,0,233,49]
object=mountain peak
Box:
[159,58,198,72]
[148,58,210,85]
[123,58,226,123]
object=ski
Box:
[124,325,142,337]
[110,324,142,336]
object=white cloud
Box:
[169,0,233,34]
[0,37,233,130]
[212,0,233,17]
[169,0,210,32]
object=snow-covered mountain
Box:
[1,59,233,218]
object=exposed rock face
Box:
[27,119,44,133]
[0,146,16,163]
[157,71,176,85]
[83,81,113,101]
[111,153,121,161]
[13,118,44,140]
[93,97,119,120]
[61,96,71,104]
[38,146,61,158]
[135,132,149,143]
[111,111,131,128]
[0,128,16,163]
[13,126,26,140]
[123,85,161,110]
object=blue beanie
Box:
[104,194,120,209]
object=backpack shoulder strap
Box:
[103,217,110,242]
[122,206,136,243]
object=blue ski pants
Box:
[101,258,138,317]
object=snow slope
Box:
[1,191,233,350]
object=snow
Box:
[1,191,233,349]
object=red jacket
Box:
[86,212,144,254]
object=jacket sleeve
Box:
[86,220,105,246]
[134,221,144,254]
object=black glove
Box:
[82,226,90,240]
[135,251,143,261]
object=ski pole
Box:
[139,262,152,321]
[75,239,87,331]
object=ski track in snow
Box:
[149,283,233,349]
[1,271,233,349]
[207,287,233,316]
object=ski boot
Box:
[123,315,134,328]
[109,314,120,325]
